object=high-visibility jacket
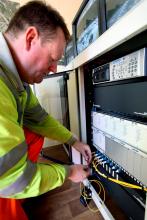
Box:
[0,33,76,199]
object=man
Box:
[0,1,92,219]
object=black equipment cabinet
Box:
[83,30,147,220]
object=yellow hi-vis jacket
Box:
[0,33,76,199]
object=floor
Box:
[23,145,127,220]
[24,179,104,220]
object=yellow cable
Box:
[80,154,147,215]
[92,160,147,192]
[80,179,106,213]
[90,179,106,202]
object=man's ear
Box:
[25,27,39,50]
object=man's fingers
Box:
[84,150,92,164]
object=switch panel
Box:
[92,111,147,154]
[92,127,147,186]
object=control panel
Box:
[92,48,147,84]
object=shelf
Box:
[62,0,147,70]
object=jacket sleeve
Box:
[0,80,69,199]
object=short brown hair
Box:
[5,0,70,42]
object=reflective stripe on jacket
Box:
[0,33,73,198]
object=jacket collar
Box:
[0,32,25,92]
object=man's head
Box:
[4,1,70,84]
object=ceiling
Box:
[9,0,83,33]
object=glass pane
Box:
[76,0,99,54]
[58,55,65,66]
[34,75,69,147]
[106,0,141,28]
[65,39,74,65]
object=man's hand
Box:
[68,164,90,183]
[72,141,92,164]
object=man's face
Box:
[21,27,66,84]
